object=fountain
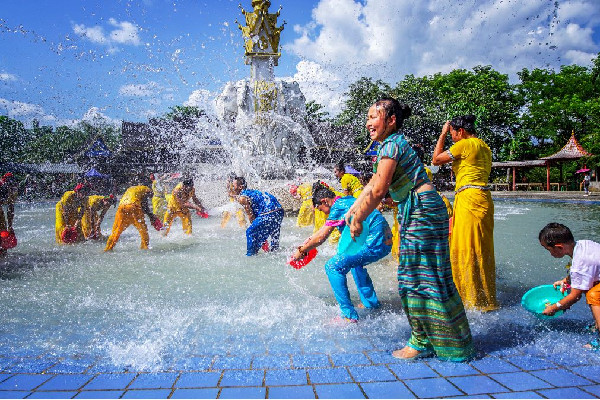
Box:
[214,0,315,179]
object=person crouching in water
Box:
[230,176,284,256]
[291,182,392,322]
[56,183,90,244]
[82,194,117,240]
[163,178,207,237]
[105,184,161,251]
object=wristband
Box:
[555,301,563,309]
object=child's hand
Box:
[553,278,568,293]
[542,303,557,316]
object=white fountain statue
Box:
[215,0,314,178]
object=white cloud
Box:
[0,73,17,81]
[184,89,217,114]
[286,0,600,114]
[73,18,141,52]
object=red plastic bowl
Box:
[151,217,163,231]
[61,227,78,244]
[0,231,16,249]
[288,248,318,269]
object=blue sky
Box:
[1,0,599,127]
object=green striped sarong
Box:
[398,190,475,362]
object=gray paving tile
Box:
[121,389,172,398]
[469,357,520,374]
[582,384,600,397]
[175,372,220,388]
[37,374,92,391]
[388,362,439,379]
[537,386,597,398]
[448,375,509,395]
[4,358,57,374]
[82,373,136,390]
[0,391,29,399]
[330,353,371,367]
[220,370,264,387]
[46,358,95,374]
[170,388,219,398]
[348,365,396,382]
[360,381,416,399]
[75,390,125,399]
[28,391,78,398]
[252,355,291,369]
[267,385,315,399]
[219,386,266,398]
[265,369,307,386]
[0,375,51,391]
[428,361,480,377]
[170,357,213,371]
[313,383,365,399]
[292,354,331,368]
[365,351,400,365]
[308,367,352,384]
[571,365,600,384]
[530,368,594,387]
[403,377,463,398]
[489,371,553,391]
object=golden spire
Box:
[236,0,286,66]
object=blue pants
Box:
[246,209,284,256]
[324,245,390,320]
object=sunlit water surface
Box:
[1,199,599,370]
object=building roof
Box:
[491,160,548,168]
[541,132,592,160]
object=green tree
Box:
[0,116,28,163]
[305,100,329,124]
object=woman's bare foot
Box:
[392,346,422,359]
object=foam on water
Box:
[1,199,600,370]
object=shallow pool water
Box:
[1,199,599,370]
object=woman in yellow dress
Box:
[432,115,497,312]
[55,184,89,244]
[81,195,116,239]
[334,162,363,198]
[294,182,314,227]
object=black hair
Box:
[450,115,477,134]
[312,181,336,207]
[334,160,345,173]
[374,97,412,130]
[234,176,247,190]
[182,178,194,187]
[539,223,575,247]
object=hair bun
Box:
[464,114,476,123]
[401,104,412,119]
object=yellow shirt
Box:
[167,182,195,210]
[340,173,363,198]
[87,195,105,211]
[120,186,152,206]
[449,137,492,190]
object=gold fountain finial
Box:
[236,0,285,65]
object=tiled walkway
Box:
[0,348,599,398]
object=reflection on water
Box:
[0,199,599,370]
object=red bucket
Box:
[0,231,16,249]
[288,248,318,269]
[151,217,163,231]
[61,227,79,244]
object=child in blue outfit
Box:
[230,176,284,256]
[540,222,600,351]
[292,182,393,322]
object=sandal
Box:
[583,338,600,351]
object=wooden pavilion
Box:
[492,132,592,191]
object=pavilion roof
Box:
[541,132,592,160]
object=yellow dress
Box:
[81,195,105,239]
[163,183,194,235]
[340,173,363,198]
[221,197,247,228]
[152,180,167,222]
[296,183,314,227]
[449,137,497,311]
[105,186,152,251]
[55,191,86,244]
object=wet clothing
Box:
[105,186,152,251]
[241,189,284,256]
[55,191,86,244]
[163,183,196,236]
[0,186,17,232]
[82,195,105,239]
[340,173,363,198]
[324,196,392,320]
[152,180,167,222]
[295,183,314,227]
[449,137,497,311]
[221,197,247,228]
[376,132,474,362]
[571,240,600,305]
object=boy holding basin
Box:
[540,222,600,350]
[291,182,392,323]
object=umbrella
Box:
[345,166,360,176]
[576,168,591,174]
[85,168,110,179]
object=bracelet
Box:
[555,301,563,309]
